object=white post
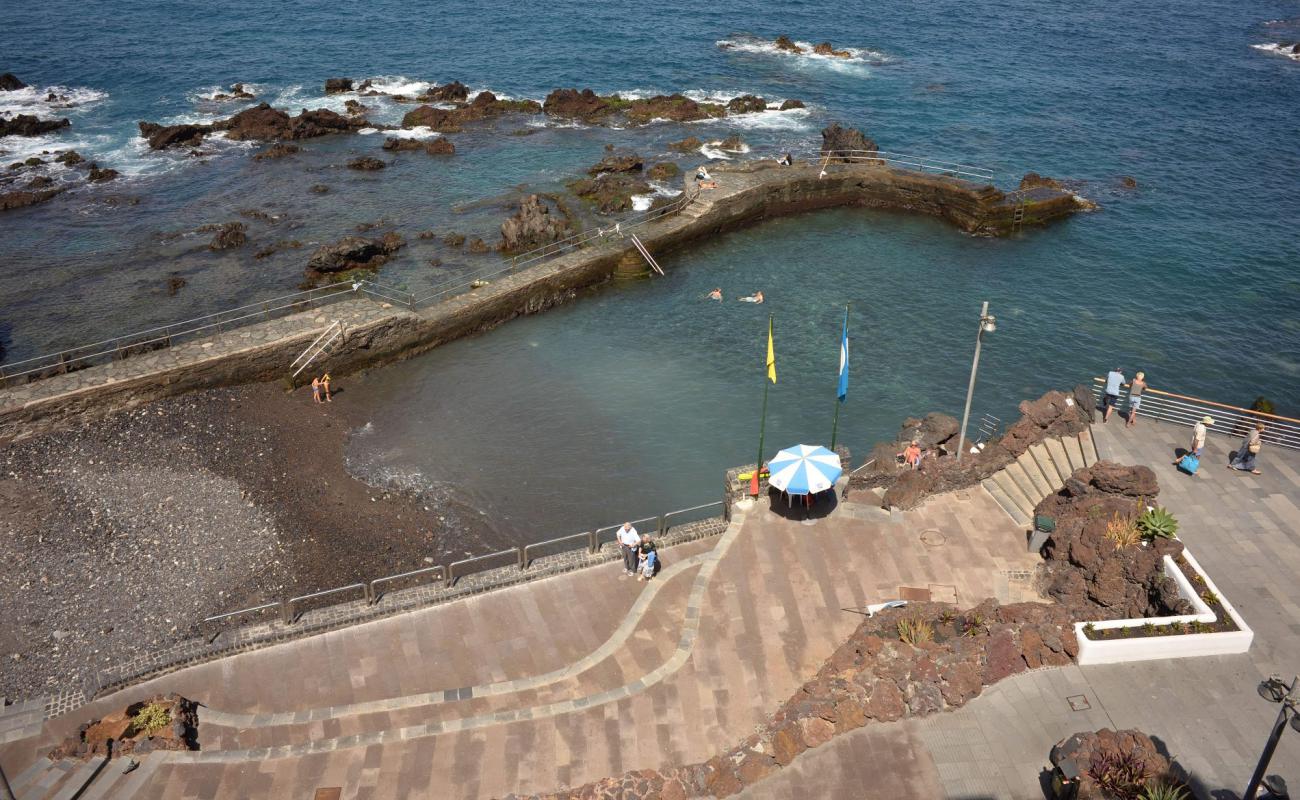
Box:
[956,301,990,463]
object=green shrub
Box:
[961,613,987,637]
[1137,507,1179,539]
[1141,780,1189,800]
[1090,750,1152,800]
[128,702,172,737]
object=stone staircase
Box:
[6,753,110,800]
[980,427,1100,526]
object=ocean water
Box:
[4,0,1299,541]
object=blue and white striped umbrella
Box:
[767,444,842,495]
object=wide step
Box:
[1078,427,1099,466]
[1029,442,1063,488]
[1014,450,1054,499]
[982,480,1030,526]
[992,470,1036,519]
[1044,438,1076,483]
[1063,434,1088,473]
[1002,460,1044,506]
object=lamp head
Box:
[1259,675,1288,703]
[981,315,997,334]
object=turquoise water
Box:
[4,0,1299,540]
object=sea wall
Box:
[0,160,1085,440]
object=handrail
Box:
[283,583,369,624]
[1089,377,1299,450]
[1090,377,1299,425]
[806,149,997,183]
[368,565,446,604]
[522,531,595,568]
[446,547,523,587]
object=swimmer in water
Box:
[707,288,722,301]
[739,291,764,304]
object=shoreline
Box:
[0,380,505,701]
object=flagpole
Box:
[753,314,774,497]
[830,304,849,450]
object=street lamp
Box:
[956,301,997,463]
[1244,674,1299,799]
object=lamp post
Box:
[1244,674,1299,800]
[956,301,997,463]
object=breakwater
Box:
[0,158,1084,440]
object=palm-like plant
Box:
[1137,506,1179,539]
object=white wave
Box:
[361,75,431,97]
[0,84,109,120]
[373,126,441,140]
[189,83,265,103]
[1252,42,1300,61]
[691,106,814,131]
[526,117,589,129]
[630,194,653,211]
[698,144,733,160]
[647,181,683,197]
[705,138,750,155]
[717,35,889,63]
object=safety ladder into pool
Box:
[290,321,344,378]
[629,233,665,276]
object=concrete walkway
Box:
[1,481,1037,798]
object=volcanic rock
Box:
[138,121,212,150]
[588,150,643,174]
[206,222,247,250]
[423,81,469,102]
[0,186,64,211]
[442,232,466,247]
[779,98,806,110]
[727,94,767,114]
[305,232,405,279]
[717,134,746,152]
[569,172,651,214]
[166,274,187,295]
[382,137,424,151]
[467,237,490,254]
[211,83,255,101]
[813,41,852,57]
[401,105,459,132]
[821,123,878,163]
[324,78,353,94]
[214,103,366,142]
[774,35,803,53]
[347,156,385,171]
[310,184,329,194]
[1019,172,1064,190]
[253,142,300,160]
[499,193,574,253]
[343,99,369,116]
[542,88,613,120]
[86,164,118,182]
[54,150,84,166]
[424,138,454,155]
[0,73,27,91]
[1051,729,1176,799]
[647,162,679,180]
[668,136,702,152]
[624,93,722,125]
[0,114,71,137]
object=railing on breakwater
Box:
[0,191,697,388]
[804,149,998,184]
[202,499,729,629]
[1089,377,1300,451]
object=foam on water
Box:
[715,35,889,75]
[361,125,441,140]
[0,84,109,119]
[1252,42,1300,61]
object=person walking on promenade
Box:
[1174,415,1212,469]
[1103,367,1126,422]
[617,521,640,577]
[1126,371,1147,428]
[1228,422,1265,475]
[322,373,333,402]
[311,376,323,404]
[637,533,658,581]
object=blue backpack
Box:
[1178,454,1200,475]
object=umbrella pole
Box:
[754,378,770,497]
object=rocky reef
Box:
[499,194,574,253]
[303,232,406,286]
[0,114,71,137]
[0,72,28,91]
[136,103,371,151]
[820,122,878,162]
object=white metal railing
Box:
[629,233,664,275]
[290,321,343,378]
[806,149,998,183]
[1090,378,1300,451]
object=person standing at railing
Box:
[1126,371,1147,428]
[617,522,640,578]
[1228,422,1265,475]
[1103,367,1126,423]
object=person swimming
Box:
[707,288,722,301]
[739,290,764,303]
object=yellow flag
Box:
[766,316,777,383]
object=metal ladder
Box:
[1011,202,1026,230]
[290,321,344,378]
[629,233,665,276]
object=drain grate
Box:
[1067,694,1091,712]
[919,529,946,547]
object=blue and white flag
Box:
[836,308,849,401]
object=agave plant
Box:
[897,617,935,646]
[1141,779,1189,800]
[1137,506,1179,539]
[1090,750,1152,799]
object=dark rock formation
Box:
[343,99,369,116]
[0,114,71,137]
[252,142,300,160]
[347,156,385,171]
[425,138,454,155]
[624,93,722,125]
[542,88,612,120]
[1,186,64,211]
[380,136,454,155]
[1119,175,1138,189]
[204,221,247,250]
[324,78,353,94]
[1037,462,1189,620]
[717,134,746,152]
[468,237,490,254]
[1051,729,1181,800]
[1019,172,1064,190]
[779,98,806,110]
[442,232,466,247]
[587,150,643,174]
[210,83,255,101]
[310,184,329,194]
[569,173,651,214]
[86,164,118,182]
[0,73,27,91]
[166,274,187,296]
[727,95,767,114]
[849,387,1095,510]
[542,89,724,126]
[821,123,878,163]
[647,162,679,181]
[499,194,574,253]
[400,91,539,132]
[774,35,803,53]
[304,232,405,282]
[668,136,702,152]
[214,103,367,142]
[138,121,212,150]
[382,137,423,151]
[54,150,84,166]
[423,81,469,102]
[813,42,852,57]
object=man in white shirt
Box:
[1103,367,1126,423]
[616,522,640,577]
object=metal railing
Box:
[1090,378,1300,451]
[290,321,343,378]
[202,499,727,629]
[805,149,998,184]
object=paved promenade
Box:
[3,418,1296,799]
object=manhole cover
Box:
[1067,695,1091,712]
[920,529,946,547]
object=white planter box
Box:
[1074,548,1253,665]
